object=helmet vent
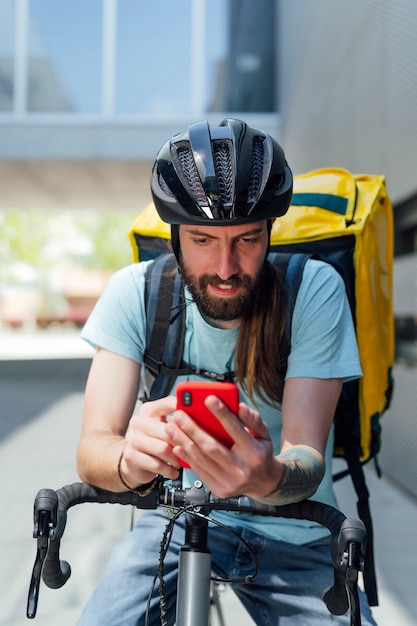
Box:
[213,142,234,208]
[176,144,208,205]
[158,172,175,197]
[248,137,268,203]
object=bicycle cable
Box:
[144,505,261,626]
[145,508,182,626]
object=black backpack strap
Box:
[268,251,311,342]
[268,252,310,397]
[144,253,190,400]
[339,418,379,606]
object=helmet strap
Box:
[171,224,181,264]
[266,219,273,258]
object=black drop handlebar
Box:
[27,480,366,624]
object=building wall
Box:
[278,0,417,205]
[3,1,417,206]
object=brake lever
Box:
[27,508,54,618]
[27,489,60,619]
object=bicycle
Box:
[27,478,366,626]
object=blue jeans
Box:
[77,509,377,626]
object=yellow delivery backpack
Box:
[270,168,395,464]
[129,168,395,605]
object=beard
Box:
[180,260,264,322]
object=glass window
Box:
[205,0,276,113]
[28,0,102,113]
[0,0,15,112]
[116,0,192,116]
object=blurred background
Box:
[1,1,417,624]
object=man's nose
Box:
[214,246,240,279]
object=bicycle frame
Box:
[27,479,366,626]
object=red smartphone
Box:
[175,381,239,468]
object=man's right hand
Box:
[121,396,181,487]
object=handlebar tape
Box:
[322,568,349,615]
[42,540,71,589]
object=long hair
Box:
[234,260,287,406]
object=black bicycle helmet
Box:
[150,118,293,225]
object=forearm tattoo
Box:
[258,448,325,505]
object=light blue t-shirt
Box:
[82,258,362,544]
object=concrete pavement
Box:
[1,330,416,625]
